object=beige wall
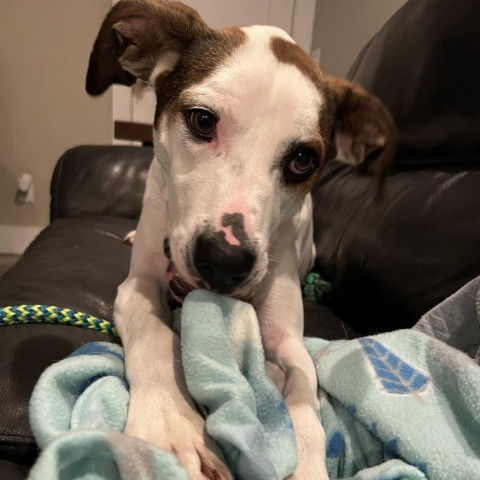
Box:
[0,0,112,231]
[312,0,407,78]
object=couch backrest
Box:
[50,145,152,222]
[347,0,480,164]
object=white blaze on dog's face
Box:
[86,0,394,300]
[154,27,328,297]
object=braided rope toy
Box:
[1,272,331,336]
[0,305,118,337]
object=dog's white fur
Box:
[87,2,393,478]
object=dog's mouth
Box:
[165,261,196,305]
[163,238,195,306]
[165,260,252,305]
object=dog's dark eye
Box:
[282,145,320,185]
[289,148,317,175]
[187,109,217,140]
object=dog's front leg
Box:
[116,276,231,479]
[254,247,329,480]
[115,191,231,479]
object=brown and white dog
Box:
[86,1,394,478]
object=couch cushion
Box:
[0,215,136,320]
[304,301,359,340]
[0,460,29,480]
[312,161,480,334]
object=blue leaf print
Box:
[345,404,357,416]
[326,431,345,459]
[359,338,430,394]
[384,439,400,459]
[367,422,378,436]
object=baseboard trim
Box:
[0,225,43,255]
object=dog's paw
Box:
[124,230,136,245]
[125,392,232,480]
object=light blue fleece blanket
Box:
[28,287,480,479]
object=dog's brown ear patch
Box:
[328,77,395,181]
[86,0,209,95]
[271,37,395,182]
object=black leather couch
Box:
[313,0,480,334]
[1,0,479,478]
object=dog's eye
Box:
[282,145,320,185]
[288,147,318,175]
[187,109,217,140]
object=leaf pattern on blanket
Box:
[359,338,430,394]
[326,431,345,459]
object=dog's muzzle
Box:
[164,230,257,306]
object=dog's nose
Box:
[193,233,256,293]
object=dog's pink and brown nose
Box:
[193,233,256,293]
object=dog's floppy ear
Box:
[86,0,209,95]
[327,77,395,181]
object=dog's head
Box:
[87,0,394,300]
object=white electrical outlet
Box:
[16,173,34,204]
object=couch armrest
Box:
[50,145,153,222]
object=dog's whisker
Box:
[267,256,281,265]
[241,240,259,249]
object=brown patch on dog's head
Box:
[271,37,395,186]
[270,38,334,153]
[155,27,246,128]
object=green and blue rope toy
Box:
[0,305,117,336]
[0,273,331,335]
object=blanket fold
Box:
[28,288,480,479]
